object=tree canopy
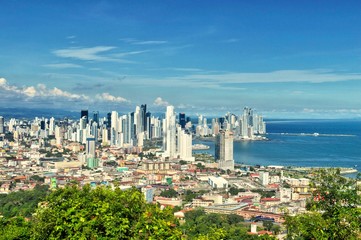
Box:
[285,169,361,239]
[181,208,274,240]
[0,184,49,218]
[0,185,182,240]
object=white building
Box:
[208,176,228,189]
[177,126,195,162]
[163,106,177,159]
[259,171,269,186]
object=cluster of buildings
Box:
[196,107,266,140]
[0,105,314,228]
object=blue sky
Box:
[1,1,361,118]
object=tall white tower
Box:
[177,126,195,162]
[163,105,176,159]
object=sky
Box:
[1,1,361,118]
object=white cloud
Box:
[179,69,361,84]
[132,40,168,45]
[120,38,168,45]
[0,77,87,100]
[53,46,122,62]
[43,63,83,68]
[153,97,169,107]
[117,69,361,91]
[1,78,131,106]
[96,93,130,103]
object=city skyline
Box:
[1,1,361,118]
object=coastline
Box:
[291,166,358,175]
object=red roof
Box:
[261,198,280,202]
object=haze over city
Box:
[1,1,361,118]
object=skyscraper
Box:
[92,111,99,124]
[81,110,89,123]
[0,116,4,134]
[163,106,177,159]
[86,137,96,157]
[179,113,186,129]
[215,130,234,171]
[140,104,147,132]
[177,126,195,161]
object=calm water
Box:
[194,119,361,174]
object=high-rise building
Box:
[179,113,186,129]
[106,112,111,129]
[177,127,195,162]
[40,120,46,130]
[86,137,96,157]
[49,117,55,135]
[215,130,234,171]
[92,111,99,124]
[0,116,4,134]
[140,104,147,132]
[81,110,89,123]
[163,106,177,159]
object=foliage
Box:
[250,189,275,198]
[0,216,32,240]
[262,220,273,231]
[196,163,205,170]
[229,186,246,196]
[29,175,45,182]
[183,190,198,202]
[31,185,182,239]
[285,169,361,239]
[270,224,281,235]
[182,209,274,239]
[160,188,179,198]
[0,184,49,218]
[226,214,244,225]
[183,190,210,203]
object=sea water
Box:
[193,119,361,175]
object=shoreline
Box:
[233,164,358,174]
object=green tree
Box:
[270,224,281,235]
[226,214,244,225]
[183,190,198,202]
[229,187,242,196]
[30,175,44,182]
[0,184,49,218]
[262,220,273,231]
[31,185,182,239]
[179,160,187,165]
[0,216,32,240]
[285,169,361,239]
[160,188,178,198]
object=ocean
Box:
[193,119,361,176]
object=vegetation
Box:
[0,184,49,218]
[0,185,182,240]
[179,160,188,165]
[229,186,246,196]
[194,153,215,162]
[285,169,361,239]
[4,169,358,239]
[250,189,275,198]
[182,190,210,203]
[142,139,162,151]
[160,188,179,198]
[181,208,274,239]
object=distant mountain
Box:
[0,108,79,119]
